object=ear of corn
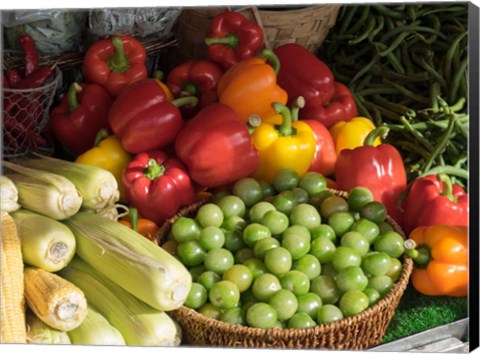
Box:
[67,305,125,345]
[1,212,27,343]
[63,211,192,311]
[1,176,20,213]
[23,267,88,332]
[12,209,76,272]
[26,311,71,344]
[21,155,120,211]
[2,161,83,220]
[60,257,181,346]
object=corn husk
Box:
[26,311,71,344]
[1,175,20,212]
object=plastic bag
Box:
[88,8,181,39]
[2,10,88,55]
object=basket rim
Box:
[160,188,413,339]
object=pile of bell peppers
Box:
[44,9,469,271]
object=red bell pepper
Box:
[108,78,198,154]
[401,174,469,234]
[175,103,260,188]
[292,97,337,177]
[334,127,407,223]
[274,43,335,110]
[204,10,264,70]
[82,35,148,97]
[49,82,113,156]
[122,150,197,225]
[166,59,224,119]
[299,81,358,128]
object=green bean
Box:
[372,94,414,116]
[398,140,431,160]
[400,116,435,152]
[411,51,447,89]
[347,5,371,34]
[351,55,380,83]
[338,5,359,34]
[448,57,468,104]
[429,82,441,112]
[406,4,417,21]
[443,31,468,84]
[385,51,406,74]
[372,4,409,20]
[363,100,402,121]
[418,165,468,180]
[352,92,374,121]
[378,31,411,57]
[368,14,384,43]
[355,87,400,96]
[384,80,431,104]
[379,22,444,44]
[349,16,376,45]
[418,5,468,17]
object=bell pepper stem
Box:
[128,207,139,232]
[404,239,431,267]
[438,173,458,202]
[93,128,110,147]
[67,82,82,113]
[172,96,199,108]
[364,126,389,146]
[153,70,164,81]
[144,158,165,180]
[109,36,130,74]
[181,83,198,97]
[291,96,306,122]
[247,115,262,133]
[260,49,281,76]
[273,102,294,136]
[204,34,239,48]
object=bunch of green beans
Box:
[320,4,468,186]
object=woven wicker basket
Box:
[173,5,341,62]
[156,189,413,350]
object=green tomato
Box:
[328,211,355,237]
[359,201,387,224]
[378,221,394,233]
[232,177,264,207]
[242,223,272,247]
[368,275,394,297]
[282,225,311,242]
[287,312,317,329]
[293,254,321,280]
[363,288,381,305]
[197,270,221,290]
[347,187,374,211]
[220,307,246,325]
[208,280,240,309]
[331,246,362,272]
[223,264,254,292]
[216,195,246,218]
[264,247,292,276]
[310,224,336,243]
[176,240,206,267]
[339,290,369,317]
[244,258,268,279]
[252,273,282,301]
[386,257,403,282]
[249,201,276,224]
[320,195,349,219]
[340,231,370,256]
[335,266,369,292]
[199,226,225,251]
[204,248,234,275]
[310,236,336,264]
[273,168,300,192]
[196,203,224,228]
[317,304,344,324]
[184,282,207,309]
[171,217,202,243]
[362,252,392,276]
[223,228,247,252]
[282,232,311,261]
[292,187,309,204]
[296,292,323,318]
[299,172,327,196]
[246,302,278,328]
[189,264,206,281]
[308,190,334,209]
[234,247,254,264]
[320,262,338,277]
[280,270,310,296]
[310,275,341,304]
[268,289,298,321]
[351,219,380,244]
[272,191,299,215]
[289,203,322,231]
[198,303,221,319]
[221,216,247,232]
[261,210,290,235]
[373,230,405,258]
[259,180,276,198]
[253,237,280,259]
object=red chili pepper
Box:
[292,97,337,177]
[122,150,197,225]
[175,103,260,188]
[334,127,407,223]
[19,34,39,77]
[299,82,358,128]
[401,174,469,234]
[204,11,264,70]
[15,66,52,89]
[82,35,148,97]
[166,59,224,118]
[274,43,335,110]
[5,68,23,88]
[49,82,114,156]
[109,78,198,154]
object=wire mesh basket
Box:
[2,51,60,160]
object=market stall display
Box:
[1,3,471,350]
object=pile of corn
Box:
[1,156,192,346]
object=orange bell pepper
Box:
[405,225,468,297]
[119,207,160,244]
[217,49,288,123]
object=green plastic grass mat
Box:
[381,284,468,343]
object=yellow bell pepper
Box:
[250,101,316,183]
[329,117,382,155]
[75,129,132,202]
